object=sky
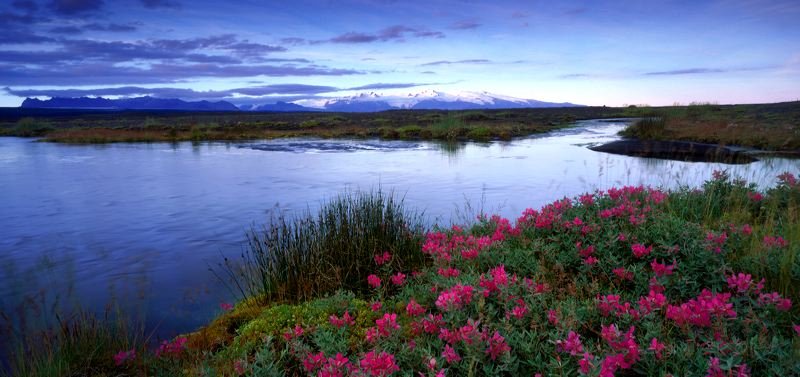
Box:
[1,0,799,107]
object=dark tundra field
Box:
[2,101,798,150]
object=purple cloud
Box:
[49,0,105,15]
[326,25,444,44]
[449,19,481,30]
[420,59,491,66]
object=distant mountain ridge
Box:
[297,90,583,112]
[19,91,583,112]
[21,96,239,111]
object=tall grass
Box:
[619,116,666,139]
[234,190,427,303]
[1,309,146,377]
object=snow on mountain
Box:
[281,90,581,112]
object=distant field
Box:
[619,101,800,151]
[1,102,798,149]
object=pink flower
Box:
[485,331,511,360]
[460,248,479,260]
[233,359,248,375]
[748,192,764,202]
[547,309,559,325]
[437,267,460,278]
[763,235,788,249]
[556,331,584,356]
[390,272,406,286]
[155,337,187,357]
[367,274,381,289]
[579,352,594,374]
[219,302,234,311]
[740,224,753,235]
[374,251,392,265]
[283,324,304,341]
[793,324,800,336]
[726,272,754,294]
[584,256,599,266]
[113,349,136,366]
[509,303,528,319]
[648,338,665,359]
[442,344,461,364]
[370,301,383,312]
[359,351,399,377]
[406,299,425,317]
[435,284,474,311]
[613,267,633,281]
[375,313,400,336]
[329,311,355,328]
[631,243,652,258]
[650,259,676,277]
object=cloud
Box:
[420,59,491,66]
[0,28,56,44]
[49,22,139,34]
[141,0,180,8]
[645,68,726,76]
[4,84,340,99]
[49,0,105,15]
[346,82,434,90]
[0,63,365,86]
[325,25,444,44]
[449,19,481,30]
[559,73,593,79]
[3,81,438,100]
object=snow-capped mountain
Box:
[280,90,582,112]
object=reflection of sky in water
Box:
[0,119,797,338]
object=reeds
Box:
[236,190,427,303]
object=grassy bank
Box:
[619,101,800,151]
[0,107,611,143]
[5,171,800,376]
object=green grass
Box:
[227,189,428,303]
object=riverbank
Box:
[6,171,799,376]
[0,107,621,143]
[617,101,800,151]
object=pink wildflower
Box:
[547,309,559,325]
[406,299,425,317]
[374,251,392,266]
[631,243,652,258]
[763,235,788,249]
[390,272,406,286]
[509,303,528,319]
[726,272,754,294]
[113,349,136,366]
[650,259,676,277]
[437,267,460,278]
[442,344,461,364]
[485,331,511,360]
[793,324,800,336]
[556,331,584,356]
[648,338,665,359]
[435,284,474,311]
[367,274,381,289]
[233,359,247,375]
[375,313,400,336]
[219,302,234,311]
[370,301,383,312]
[359,351,399,377]
[579,352,594,374]
[329,311,355,328]
[283,325,304,341]
[613,267,633,281]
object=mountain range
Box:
[21,90,583,112]
[20,96,239,111]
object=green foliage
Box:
[236,189,427,302]
[13,117,52,137]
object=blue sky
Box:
[1,0,799,107]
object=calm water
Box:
[0,119,797,337]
